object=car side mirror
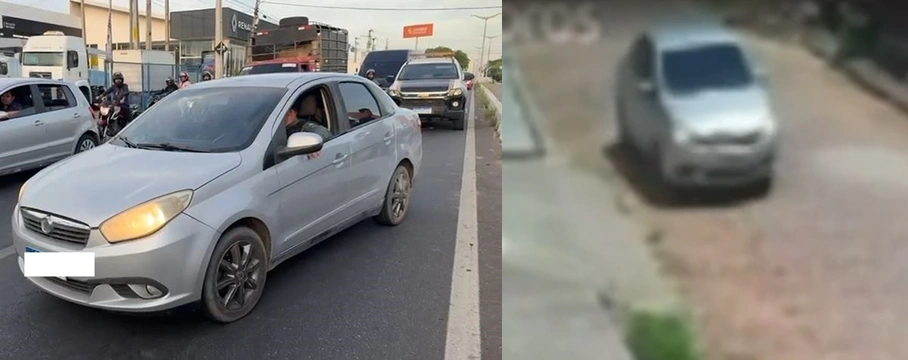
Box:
[0,111,8,120]
[637,80,656,94]
[277,132,324,160]
[385,75,395,83]
[464,72,475,81]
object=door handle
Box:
[332,153,349,165]
[383,133,393,142]
[73,113,81,118]
[33,120,44,126]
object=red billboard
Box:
[403,24,434,38]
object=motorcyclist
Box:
[364,69,381,86]
[96,72,131,125]
[178,72,192,88]
[155,77,179,96]
[201,71,213,82]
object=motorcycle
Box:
[95,100,127,139]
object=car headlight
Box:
[388,89,401,97]
[447,88,463,97]
[18,181,28,203]
[100,190,193,243]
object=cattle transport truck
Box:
[240,17,349,75]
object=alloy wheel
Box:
[390,170,411,221]
[215,242,263,311]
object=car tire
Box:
[75,133,98,154]
[750,177,774,198]
[452,115,465,131]
[374,165,413,226]
[200,227,268,323]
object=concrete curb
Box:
[478,84,502,141]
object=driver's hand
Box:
[307,151,321,160]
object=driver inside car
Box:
[1,90,22,119]
[284,93,331,159]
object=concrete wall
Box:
[68,0,167,47]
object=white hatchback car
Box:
[0,78,98,176]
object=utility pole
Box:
[366,29,374,52]
[472,13,501,79]
[246,0,263,62]
[133,0,141,49]
[145,0,152,50]
[385,38,389,50]
[214,0,224,78]
[473,46,482,74]
[164,0,170,52]
[353,38,360,62]
[80,0,87,41]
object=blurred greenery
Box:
[425,46,470,70]
[626,310,701,360]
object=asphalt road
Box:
[512,1,908,359]
[0,93,502,360]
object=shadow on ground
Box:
[602,142,766,208]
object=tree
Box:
[425,46,470,70]
[486,58,502,70]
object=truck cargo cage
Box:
[248,21,349,73]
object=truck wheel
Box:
[452,116,465,131]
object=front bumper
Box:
[393,93,466,120]
[660,140,775,187]
[12,208,219,312]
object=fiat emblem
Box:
[40,216,55,234]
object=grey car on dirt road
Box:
[615,20,778,194]
[12,73,423,322]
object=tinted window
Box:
[661,43,753,93]
[22,52,64,67]
[38,84,75,111]
[358,51,409,78]
[239,63,299,75]
[339,82,382,127]
[398,63,459,80]
[116,87,286,153]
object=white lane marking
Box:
[444,92,482,360]
[0,245,15,260]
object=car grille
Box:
[401,99,445,107]
[20,208,92,245]
[401,86,449,93]
[696,132,761,145]
[28,72,53,79]
[46,277,96,294]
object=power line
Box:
[261,2,502,11]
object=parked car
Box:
[0,78,99,176]
[386,54,474,130]
[615,21,777,194]
[13,73,423,323]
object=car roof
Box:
[0,78,71,88]
[646,18,741,51]
[190,72,357,89]
[406,57,456,65]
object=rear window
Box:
[239,63,300,75]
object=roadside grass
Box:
[625,306,703,360]
[477,87,499,127]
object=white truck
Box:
[20,31,106,100]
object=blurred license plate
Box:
[413,108,433,114]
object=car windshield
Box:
[22,52,64,67]
[114,87,286,153]
[661,43,753,94]
[398,63,459,80]
[239,63,299,75]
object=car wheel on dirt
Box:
[75,133,98,154]
[452,116,465,131]
[374,164,413,226]
[200,227,268,323]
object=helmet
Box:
[112,72,124,81]
[165,76,174,83]
[366,69,376,76]
[202,71,212,80]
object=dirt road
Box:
[511,1,908,359]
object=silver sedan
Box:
[615,21,778,192]
[12,73,423,323]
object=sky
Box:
[3,0,503,64]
